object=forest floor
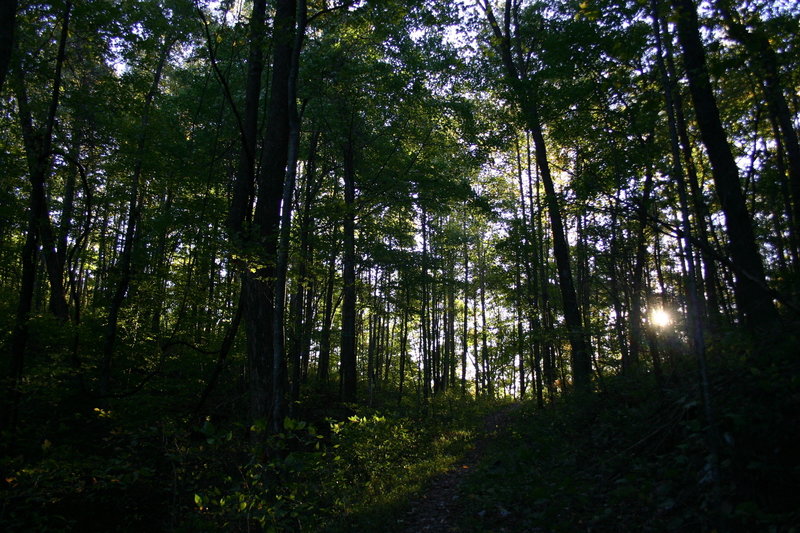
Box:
[398,404,521,533]
[3,350,798,532]
[392,356,800,533]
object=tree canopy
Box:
[1,0,799,530]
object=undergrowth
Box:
[458,349,800,532]
[0,383,487,532]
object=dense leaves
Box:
[1,0,799,530]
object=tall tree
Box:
[340,127,358,402]
[671,0,781,336]
[714,0,800,248]
[101,36,174,395]
[478,0,593,391]
[4,1,72,430]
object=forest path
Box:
[398,403,521,532]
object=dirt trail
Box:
[398,404,520,532]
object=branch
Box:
[308,0,357,25]
[593,195,800,316]
[194,2,251,163]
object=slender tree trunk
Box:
[224,0,270,429]
[608,200,630,366]
[716,0,800,242]
[384,311,395,384]
[366,271,377,403]
[340,133,358,402]
[397,287,410,406]
[653,0,709,357]
[447,272,456,393]
[531,148,557,401]
[271,0,304,432]
[662,25,724,328]
[524,133,546,407]
[529,121,592,391]
[420,208,431,400]
[472,281,480,397]
[653,0,724,508]
[461,216,469,396]
[671,0,780,336]
[292,129,320,390]
[479,239,491,397]
[4,1,71,433]
[101,37,172,396]
[13,2,72,322]
[480,0,592,391]
[431,274,441,394]
[516,259,526,397]
[301,271,314,380]
[628,165,656,374]
[768,112,800,268]
[317,223,338,384]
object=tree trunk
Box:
[397,287,410,406]
[318,223,338,384]
[528,120,592,391]
[472,278,481,397]
[420,208,431,400]
[481,0,592,392]
[12,1,72,322]
[446,270,456,393]
[101,37,172,396]
[293,129,320,389]
[461,215,469,396]
[4,2,71,431]
[628,164,655,373]
[516,259,526,397]
[271,0,304,433]
[671,0,780,336]
[479,238,491,397]
[716,0,800,242]
[662,22,724,328]
[340,133,358,402]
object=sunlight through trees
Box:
[1,0,798,529]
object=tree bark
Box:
[318,223,338,385]
[461,215,469,396]
[397,287,410,405]
[13,1,72,322]
[4,0,71,433]
[271,0,304,433]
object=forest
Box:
[1,0,799,530]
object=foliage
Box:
[458,348,800,532]
[1,0,799,530]
[0,378,486,532]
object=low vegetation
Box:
[460,347,800,532]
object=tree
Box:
[4,0,73,430]
[478,0,593,392]
[671,0,781,336]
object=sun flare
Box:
[650,308,671,328]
